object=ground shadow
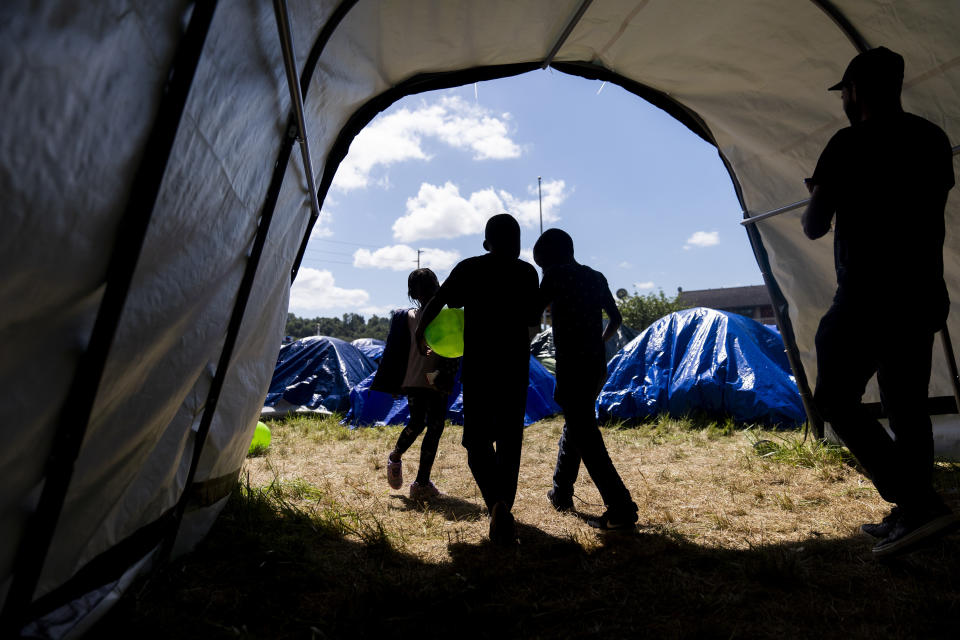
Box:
[93,481,960,640]
[391,492,488,521]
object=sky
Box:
[288,69,764,319]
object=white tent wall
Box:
[2,0,959,635]
[1,0,324,631]
[0,0,187,614]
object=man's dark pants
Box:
[814,302,939,511]
[462,384,526,513]
[552,367,634,511]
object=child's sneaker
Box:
[409,480,441,501]
[587,503,639,531]
[547,489,574,512]
[386,455,403,490]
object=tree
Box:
[284,312,393,341]
[616,289,690,332]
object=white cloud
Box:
[357,304,398,317]
[392,179,568,242]
[332,95,522,192]
[503,179,567,231]
[353,244,460,272]
[310,211,333,240]
[618,261,632,269]
[289,268,369,313]
[684,231,720,250]
[633,281,656,291]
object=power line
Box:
[302,247,356,257]
[311,237,382,249]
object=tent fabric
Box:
[530,323,642,374]
[529,328,557,374]
[265,336,378,414]
[351,338,386,362]
[598,308,806,426]
[347,355,561,427]
[3,0,959,633]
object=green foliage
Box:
[285,312,391,341]
[616,289,690,332]
[746,430,852,469]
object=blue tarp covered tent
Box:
[265,336,378,414]
[352,338,386,362]
[348,355,561,427]
[598,308,805,426]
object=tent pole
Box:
[742,145,960,226]
[285,0,361,282]
[157,0,330,565]
[274,0,322,232]
[737,190,823,437]
[541,0,594,69]
[0,1,218,632]
[808,0,870,53]
[941,326,960,414]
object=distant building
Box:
[677,285,775,325]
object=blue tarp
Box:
[265,336,378,413]
[598,307,805,426]
[351,338,385,362]
[347,355,561,427]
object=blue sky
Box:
[289,69,763,318]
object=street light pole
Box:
[537,176,543,235]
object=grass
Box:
[95,414,960,639]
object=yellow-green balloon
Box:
[248,421,271,454]
[424,307,464,358]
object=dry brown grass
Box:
[99,415,960,639]
[243,416,886,555]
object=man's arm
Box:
[600,288,622,343]
[801,184,835,240]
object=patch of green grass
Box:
[745,430,852,469]
[263,413,441,447]
[605,413,766,446]
[238,473,393,547]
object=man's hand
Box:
[802,183,834,239]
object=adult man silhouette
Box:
[803,46,956,557]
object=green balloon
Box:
[248,421,271,454]
[424,307,464,358]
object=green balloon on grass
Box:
[248,421,271,454]
[424,307,464,358]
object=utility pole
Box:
[416,249,422,269]
[537,176,543,235]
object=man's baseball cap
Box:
[828,46,904,91]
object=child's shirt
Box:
[539,262,616,389]
[401,307,439,391]
[434,254,540,392]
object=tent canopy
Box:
[3,0,958,634]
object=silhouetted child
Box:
[534,228,638,529]
[372,269,457,501]
[416,214,541,544]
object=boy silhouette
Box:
[416,213,541,544]
[534,228,638,529]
